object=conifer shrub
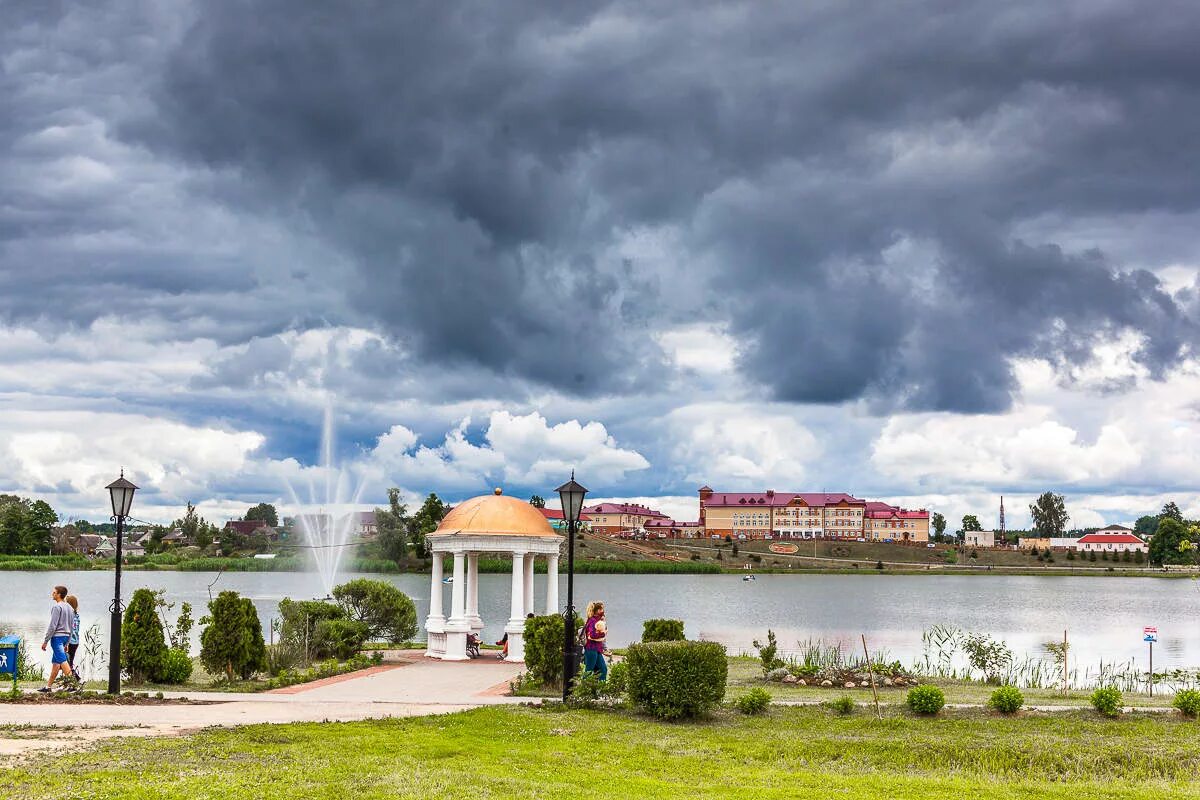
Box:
[121,588,167,683]
[627,640,727,720]
[906,685,946,715]
[200,591,267,681]
[642,619,685,642]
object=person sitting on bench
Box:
[466,632,481,659]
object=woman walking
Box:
[39,585,79,692]
[64,594,81,672]
[582,601,608,681]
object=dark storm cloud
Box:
[7,1,1200,409]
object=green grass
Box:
[5,705,1200,798]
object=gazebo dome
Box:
[433,489,557,537]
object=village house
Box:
[964,530,996,548]
[581,502,667,536]
[1073,525,1148,554]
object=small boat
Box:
[742,575,756,582]
[442,576,454,584]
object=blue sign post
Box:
[0,635,20,693]
[1144,626,1158,696]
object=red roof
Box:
[538,508,564,520]
[1077,532,1145,544]
[225,519,273,535]
[645,519,701,528]
[702,491,863,508]
[583,503,667,517]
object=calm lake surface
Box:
[3,571,1197,677]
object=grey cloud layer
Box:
[4,1,1199,412]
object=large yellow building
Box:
[698,487,929,543]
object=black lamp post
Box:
[105,470,138,695]
[556,471,587,702]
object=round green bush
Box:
[734,687,771,715]
[1090,686,1123,717]
[158,648,194,684]
[626,640,728,720]
[988,685,1024,714]
[1173,688,1200,718]
[906,685,946,715]
[606,660,629,695]
[641,618,685,643]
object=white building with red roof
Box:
[1074,525,1147,553]
[582,502,667,536]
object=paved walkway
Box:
[0,655,529,756]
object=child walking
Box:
[65,594,81,671]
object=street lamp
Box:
[105,470,138,695]
[556,471,587,702]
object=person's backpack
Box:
[576,620,588,648]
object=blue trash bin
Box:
[0,635,19,690]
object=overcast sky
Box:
[2,1,1198,529]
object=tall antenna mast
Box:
[999,495,1006,537]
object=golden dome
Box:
[432,492,558,537]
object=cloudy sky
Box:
[2,1,1198,529]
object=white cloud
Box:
[666,403,820,488]
[365,410,649,495]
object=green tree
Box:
[375,488,410,562]
[21,500,57,554]
[408,493,447,557]
[1134,515,1159,537]
[122,588,168,683]
[1029,492,1069,537]
[200,591,266,681]
[245,503,279,527]
[332,579,418,643]
[1160,502,1183,524]
[218,526,240,556]
[195,521,216,551]
[932,512,947,541]
[0,500,26,555]
[1148,518,1196,566]
[961,515,983,532]
[529,495,546,508]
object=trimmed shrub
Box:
[988,685,1024,714]
[735,687,771,715]
[1173,688,1200,718]
[606,660,629,695]
[523,613,579,687]
[827,696,855,715]
[1091,686,1123,717]
[159,648,194,684]
[199,591,267,681]
[906,685,946,715]
[642,619,685,643]
[627,640,727,720]
[278,598,344,654]
[332,579,417,643]
[121,588,168,683]
[312,619,370,660]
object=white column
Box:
[424,549,446,658]
[466,552,482,631]
[428,551,444,622]
[523,552,535,618]
[505,550,528,662]
[448,551,467,624]
[545,553,559,614]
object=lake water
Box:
[3,571,1197,680]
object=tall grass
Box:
[0,553,93,571]
[462,557,721,574]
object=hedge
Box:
[642,619,685,643]
[523,614,580,686]
[626,640,727,720]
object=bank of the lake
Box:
[6,705,1200,799]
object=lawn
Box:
[5,704,1200,799]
